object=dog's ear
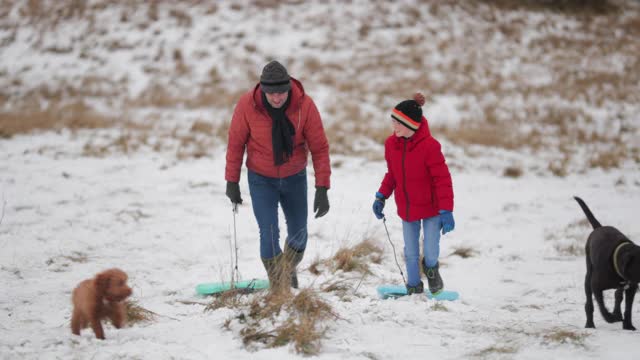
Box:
[95,272,111,297]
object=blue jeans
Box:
[248,169,308,259]
[402,215,441,287]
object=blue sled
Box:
[196,279,269,295]
[377,284,459,301]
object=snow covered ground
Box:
[2,0,640,359]
[1,130,639,359]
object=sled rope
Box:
[383,217,406,285]
[231,203,240,288]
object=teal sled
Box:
[196,279,270,295]
[377,284,459,301]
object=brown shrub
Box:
[503,166,523,178]
[0,101,114,138]
[588,147,626,170]
[125,300,157,325]
[331,239,383,274]
[208,287,335,355]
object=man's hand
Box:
[225,181,242,205]
[313,186,329,218]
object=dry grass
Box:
[436,122,524,150]
[542,328,589,346]
[0,101,114,139]
[208,288,336,355]
[205,288,256,312]
[588,146,627,170]
[307,239,384,276]
[1,0,638,171]
[546,218,591,256]
[450,246,478,259]
[45,251,90,272]
[431,302,449,312]
[503,166,523,178]
[125,300,157,325]
[478,0,619,14]
[473,345,518,357]
[330,239,384,274]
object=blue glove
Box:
[372,192,386,219]
[439,210,455,234]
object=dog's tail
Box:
[573,196,602,229]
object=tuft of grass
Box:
[0,101,115,138]
[205,288,254,312]
[431,302,449,312]
[331,239,384,274]
[450,247,477,259]
[588,147,626,170]
[125,300,157,325]
[307,257,323,276]
[473,344,518,357]
[503,166,523,178]
[479,0,619,14]
[209,287,336,355]
[553,243,584,256]
[546,218,591,256]
[542,328,589,346]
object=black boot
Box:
[284,245,304,289]
[406,281,424,295]
[422,261,443,294]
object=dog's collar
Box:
[613,242,632,279]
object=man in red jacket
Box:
[225,60,331,292]
[372,93,455,295]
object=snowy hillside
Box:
[1,0,640,359]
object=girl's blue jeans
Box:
[402,215,442,287]
[248,169,308,259]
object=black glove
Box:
[225,181,242,204]
[313,186,329,218]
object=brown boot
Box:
[283,246,304,289]
[261,254,290,294]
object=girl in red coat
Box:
[373,93,455,295]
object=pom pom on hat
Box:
[413,92,425,107]
[391,92,425,131]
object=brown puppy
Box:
[71,268,132,339]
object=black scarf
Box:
[262,91,295,166]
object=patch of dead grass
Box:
[125,300,157,325]
[588,146,627,170]
[0,101,114,138]
[450,247,478,259]
[542,328,589,346]
[473,344,518,357]
[503,166,523,178]
[478,0,619,14]
[331,239,384,274]
[546,218,591,256]
[207,288,336,355]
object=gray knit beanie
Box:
[260,60,291,93]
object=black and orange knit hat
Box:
[391,93,426,131]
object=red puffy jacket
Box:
[225,78,331,188]
[377,118,453,222]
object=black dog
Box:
[575,196,640,330]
